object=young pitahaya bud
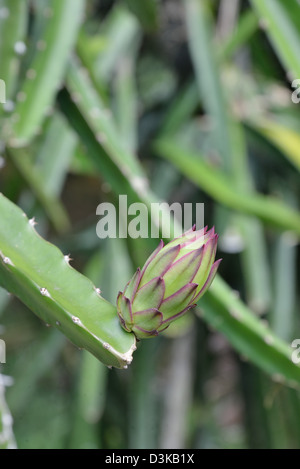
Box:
[117,226,221,339]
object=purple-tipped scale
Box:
[117,226,221,339]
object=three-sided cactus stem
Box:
[0,193,136,369]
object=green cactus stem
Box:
[0,194,136,369]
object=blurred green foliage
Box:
[0,0,299,449]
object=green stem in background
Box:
[8,0,85,147]
[250,0,300,79]
[185,0,271,315]
[218,9,259,61]
[159,328,195,449]
[155,139,300,237]
[0,0,28,102]
[0,374,16,449]
[271,232,297,342]
[61,57,185,240]
[6,329,65,416]
[6,148,70,234]
[0,194,136,369]
[229,122,271,314]
[185,0,232,173]
[251,119,300,173]
[69,351,107,449]
[200,276,300,387]
[129,340,159,449]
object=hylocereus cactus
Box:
[2,194,300,383]
[0,193,221,367]
[117,226,221,339]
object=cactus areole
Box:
[117,226,221,339]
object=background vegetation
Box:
[0,0,300,449]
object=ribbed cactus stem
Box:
[0,194,136,369]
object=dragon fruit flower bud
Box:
[117,226,221,339]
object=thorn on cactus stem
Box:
[2,256,14,266]
[64,254,72,264]
[29,217,37,227]
[40,287,51,297]
[72,315,81,325]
